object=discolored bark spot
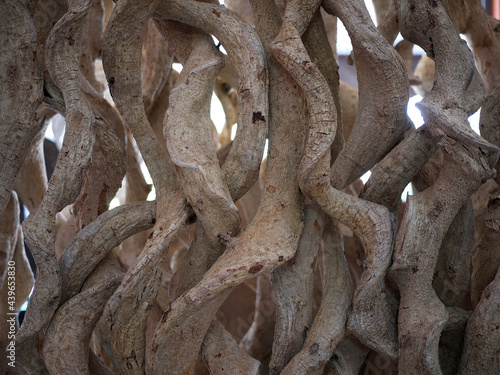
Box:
[266,185,276,193]
[313,220,321,231]
[248,264,263,274]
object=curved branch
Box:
[361,125,437,212]
[201,321,261,375]
[24,0,67,113]
[18,1,97,371]
[147,1,308,369]
[80,0,105,95]
[98,200,188,374]
[471,197,500,307]
[161,20,240,247]
[391,139,497,374]
[328,338,369,375]
[433,200,475,306]
[459,266,500,374]
[272,0,397,359]
[59,200,157,303]
[14,123,48,213]
[462,0,500,94]
[0,193,19,292]
[44,254,124,375]
[281,218,353,374]
[324,0,409,189]
[142,20,174,115]
[102,0,177,207]
[269,205,323,374]
[389,1,500,371]
[239,275,275,363]
[154,0,268,200]
[399,0,494,151]
[0,0,44,216]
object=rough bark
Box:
[99,1,189,372]
[239,275,275,365]
[24,0,67,114]
[273,0,398,358]
[14,124,48,213]
[3,0,500,373]
[17,1,98,371]
[201,320,261,375]
[281,218,353,374]
[328,338,369,375]
[0,0,44,217]
[269,205,323,374]
[59,201,157,303]
[44,253,123,375]
[458,266,500,374]
[471,196,500,307]
[147,2,307,373]
[326,0,409,189]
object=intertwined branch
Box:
[1,0,500,374]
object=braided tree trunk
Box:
[1,0,499,374]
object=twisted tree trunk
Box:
[1,0,500,374]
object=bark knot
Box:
[252,111,266,123]
[309,342,319,354]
